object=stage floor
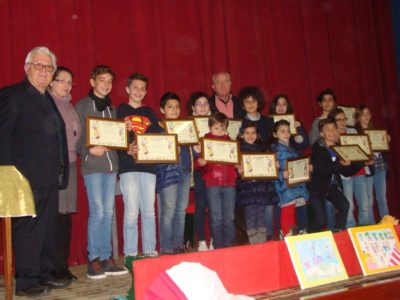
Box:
[1,257,400,299]
[0,257,131,300]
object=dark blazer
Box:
[0,78,69,189]
[309,138,362,198]
[209,94,243,119]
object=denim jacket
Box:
[271,141,309,206]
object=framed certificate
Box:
[227,119,242,140]
[337,105,356,127]
[364,130,390,152]
[271,114,297,135]
[164,119,199,145]
[286,157,310,187]
[285,231,348,289]
[348,224,400,275]
[135,134,178,163]
[201,138,239,164]
[331,145,369,162]
[193,116,209,138]
[339,134,372,156]
[240,153,278,180]
[86,117,128,150]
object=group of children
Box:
[74,65,390,280]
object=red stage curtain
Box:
[0,0,399,268]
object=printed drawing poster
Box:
[348,224,400,275]
[285,231,348,289]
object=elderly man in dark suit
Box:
[0,46,70,297]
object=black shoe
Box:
[16,284,50,297]
[55,269,77,282]
[65,269,78,281]
[41,278,71,289]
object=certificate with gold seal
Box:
[135,134,178,163]
[86,117,128,150]
[271,114,297,135]
[331,145,369,162]
[193,116,210,138]
[241,153,277,180]
[201,138,239,165]
[364,130,389,152]
[286,157,310,187]
[339,134,372,156]
[164,119,199,145]
[227,119,242,140]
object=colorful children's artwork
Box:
[285,231,348,289]
[348,224,400,275]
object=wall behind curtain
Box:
[0,0,399,266]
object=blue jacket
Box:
[156,144,192,193]
[271,141,309,206]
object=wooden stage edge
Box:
[0,259,399,299]
[253,270,400,299]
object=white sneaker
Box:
[197,240,209,252]
[209,238,214,250]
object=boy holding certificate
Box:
[195,112,237,249]
[309,118,361,232]
[117,73,161,264]
[156,92,192,254]
[75,65,127,279]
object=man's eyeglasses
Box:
[54,79,74,87]
[28,62,55,73]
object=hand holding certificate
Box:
[240,153,278,179]
[86,117,128,150]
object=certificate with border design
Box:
[135,134,178,163]
[348,224,400,275]
[201,138,239,165]
[86,117,128,150]
[339,134,372,156]
[227,119,242,140]
[364,130,390,152]
[331,145,369,162]
[240,152,278,180]
[164,119,199,145]
[193,116,210,138]
[286,157,310,187]
[271,114,297,135]
[285,231,348,289]
[337,105,356,127]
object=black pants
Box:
[12,184,58,291]
[310,184,349,232]
[55,213,72,273]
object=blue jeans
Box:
[367,170,389,221]
[352,175,371,225]
[193,170,208,241]
[342,178,356,228]
[83,172,117,261]
[206,186,236,249]
[325,200,336,230]
[158,171,191,253]
[120,172,156,255]
[264,205,274,237]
